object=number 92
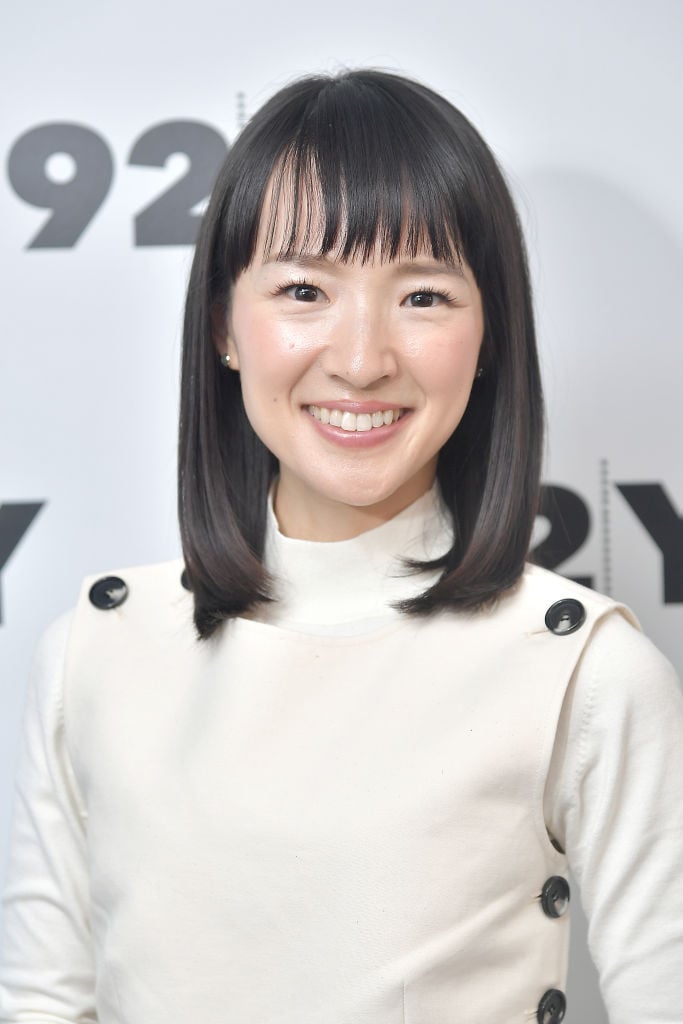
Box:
[7,121,229,248]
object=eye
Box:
[403,288,454,308]
[281,283,321,302]
[408,292,436,308]
[272,278,329,304]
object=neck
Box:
[257,481,453,632]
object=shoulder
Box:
[520,565,679,691]
[495,563,639,640]
[49,560,199,734]
[67,557,195,659]
[538,563,682,791]
[575,609,681,719]
[520,563,634,619]
[28,559,188,691]
[548,580,682,854]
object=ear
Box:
[210,303,240,371]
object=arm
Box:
[545,612,683,1024]
[0,612,97,1023]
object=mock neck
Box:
[258,484,452,632]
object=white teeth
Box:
[307,406,403,431]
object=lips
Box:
[305,405,405,432]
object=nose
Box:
[318,299,399,389]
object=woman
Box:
[1,69,682,1024]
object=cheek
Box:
[413,331,482,400]
[407,330,483,451]
[232,308,320,384]
[230,311,322,450]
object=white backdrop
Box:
[2,2,682,1020]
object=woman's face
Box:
[220,196,484,541]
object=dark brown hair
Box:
[179,69,543,638]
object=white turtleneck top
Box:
[1,485,682,1024]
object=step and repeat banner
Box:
[2,2,681,1020]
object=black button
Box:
[540,876,570,918]
[544,599,586,636]
[537,988,567,1024]
[89,576,128,610]
[180,568,191,591]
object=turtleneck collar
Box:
[257,483,453,633]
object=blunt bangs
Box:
[218,72,498,281]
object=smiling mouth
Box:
[305,405,405,432]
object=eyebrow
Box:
[264,253,466,279]
[392,260,466,280]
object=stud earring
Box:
[220,353,231,368]
[475,367,484,379]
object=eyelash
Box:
[408,284,458,306]
[272,277,316,298]
[272,278,458,305]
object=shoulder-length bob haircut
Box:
[179,68,543,639]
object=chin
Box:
[315,474,427,513]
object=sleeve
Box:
[0,611,98,1023]
[544,611,683,1024]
